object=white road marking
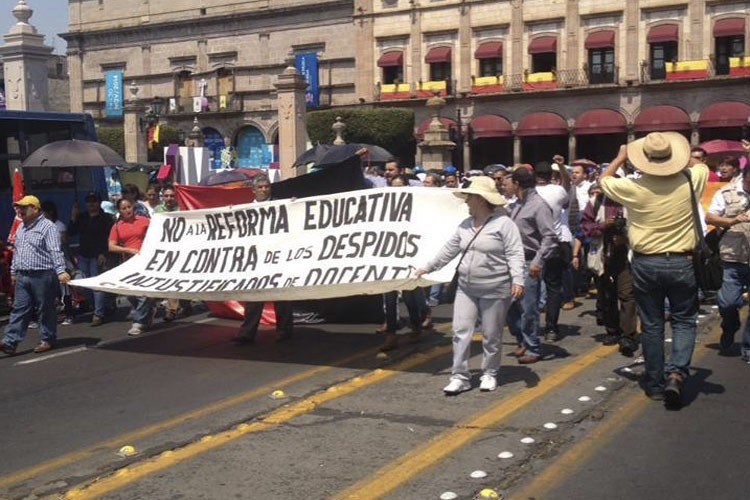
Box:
[14,346,88,365]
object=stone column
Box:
[565,0,580,70]
[513,134,521,165]
[410,6,423,85]
[457,2,472,94]
[418,95,456,171]
[0,1,54,111]
[124,83,148,164]
[274,53,308,180]
[568,133,576,163]
[354,0,375,102]
[67,47,84,113]
[624,0,639,81]
[510,0,524,75]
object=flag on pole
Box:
[8,169,24,245]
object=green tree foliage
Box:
[96,127,125,158]
[95,125,182,162]
[307,109,416,166]
[148,125,182,162]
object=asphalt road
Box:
[0,295,744,500]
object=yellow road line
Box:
[0,346,383,491]
[331,344,616,500]
[509,391,646,500]
[60,344,454,499]
[509,317,722,499]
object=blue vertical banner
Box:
[295,52,319,108]
[105,70,124,118]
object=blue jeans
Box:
[631,254,698,394]
[78,256,108,317]
[127,295,154,326]
[507,263,542,357]
[716,262,750,353]
[383,288,427,332]
[3,270,58,346]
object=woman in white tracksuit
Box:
[416,176,525,394]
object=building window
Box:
[528,36,557,73]
[532,53,555,73]
[377,51,404,84]
[479,58,502,77]
[650,42,677,80]
[715,36,745,75]
[475,41,503,77]
[425,46,452,81]
[430,62,451,81]
[588,48,615,84]
[383,65,403,84]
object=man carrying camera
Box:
[580,183,638,356]
[706,154,750,359]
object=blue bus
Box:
[0,110,106,239]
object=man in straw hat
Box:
[1,196,71,356]
[600,132,708,407]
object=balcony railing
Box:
[637,57,750,82]
[163,94,243,114]
[376,79,455,100]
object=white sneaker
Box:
[479,374,497,392]
[127,323,144,336]
[443,378,471,395]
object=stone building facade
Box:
[63,0,749,168]
[63,0,357,167]
[359,0,750,167]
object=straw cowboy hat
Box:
[454,175,507,206]
[627,131,691,177]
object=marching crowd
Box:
[2,132,750,409]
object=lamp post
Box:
[455,107,464,172]
[124,83,167,164]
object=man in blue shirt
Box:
[1,195,71,355]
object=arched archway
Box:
[236,125,271,168]
[202,127,225,169]
[516,112,568,164]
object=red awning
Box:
[416,117,457,140]
[714,18,746,38]
[528,36,557,54]
[377,51,403,68]
[475,42,503,59]
[470,115,512,139]
[584,30,616,49]
[647,24,678,43]
[516,112,567,137]
[425,46,452,64]
[573,109,627,135]
[699,101,750,128]
[633,105,691,132]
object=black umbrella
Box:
[293,143,394,169]
[199,168,266,186]
[22,139,126,167]
[292,144,335,168]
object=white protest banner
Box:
[71,187,469,301]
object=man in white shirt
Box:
[535,161,570,342]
